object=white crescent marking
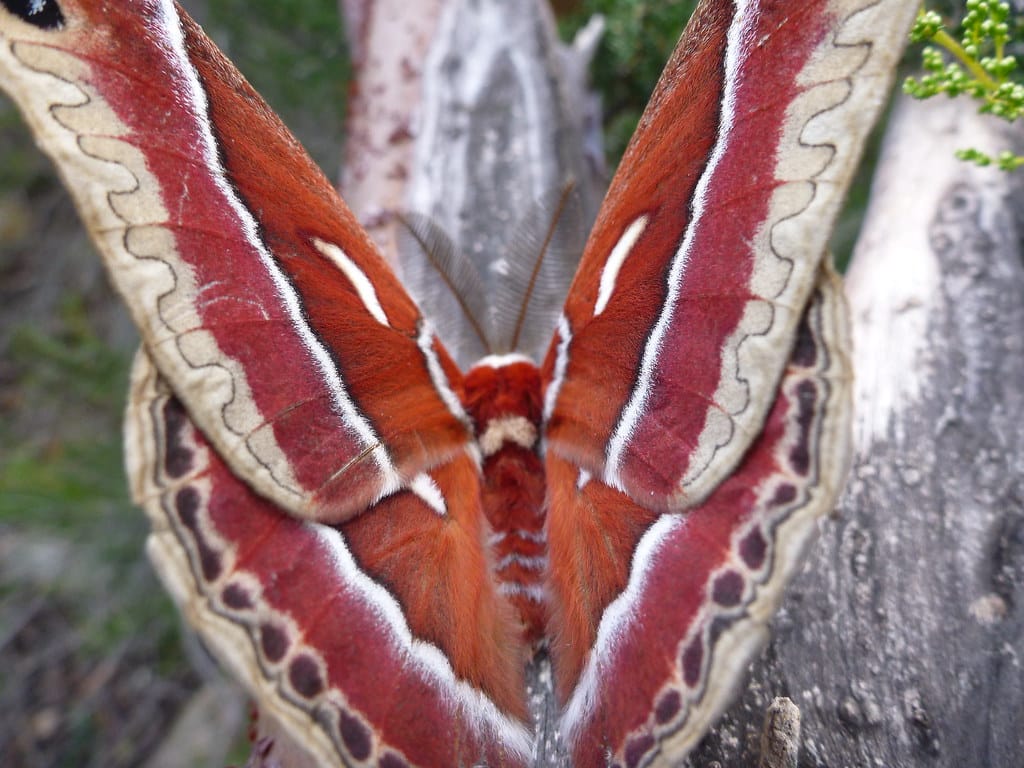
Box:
[410,473,446,516]
[312,238,391,327]
[593,215,648,316]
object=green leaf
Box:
[904,2,1024,171]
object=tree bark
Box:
[337,0,450,261]
[689,95,1024,768]
[339,0,605,264]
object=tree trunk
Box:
[690,95,1024,768]
[337,0,451,260]
[339,0,606,263]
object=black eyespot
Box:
[1,0,65,30]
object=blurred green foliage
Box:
[192,0,351,176]
[559,1,698,165]
[905,1,1024,170]
[0,298,170,645]
[0,104,61,194]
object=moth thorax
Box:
[463,355,543,457]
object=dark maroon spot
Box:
[289,654,325,698]
[162,398,194,478]
[175,487,222,581]
[789,380,818,476]
[740,528,768,569]
[791,314,818,367]
[198,550,222,585]
[624,733,655,768]
[789,447,810,475]
[772,483,798,506]
[1,0,64,28]
[339,709,372,761]
[222,583,253,610]
[655,690,681,724]
[682,636,703,688]
[379,753,409,768]
[175,486,200,525]
[259,623,289,663]
[712,570,744,607]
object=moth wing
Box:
[0,0,471,523]
[126,348,532,768]
[547,263,853,764]
[542,0,915,511]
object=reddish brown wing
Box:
[542,0,915,512]
[547,263,853,764]
[541,0,916,762]
[126,351,532,768]
[0,0,471,522]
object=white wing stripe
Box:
[542,314,572,425]
[603,1,754,490]
[153,1,396,483]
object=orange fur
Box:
[463,362,543,424]
[545,454,659,699]
[342,454,527,720]
[465,362,549,642]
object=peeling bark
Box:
[337,0,451,261]
[758,698,801,768]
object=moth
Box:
[0,0,916,765]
